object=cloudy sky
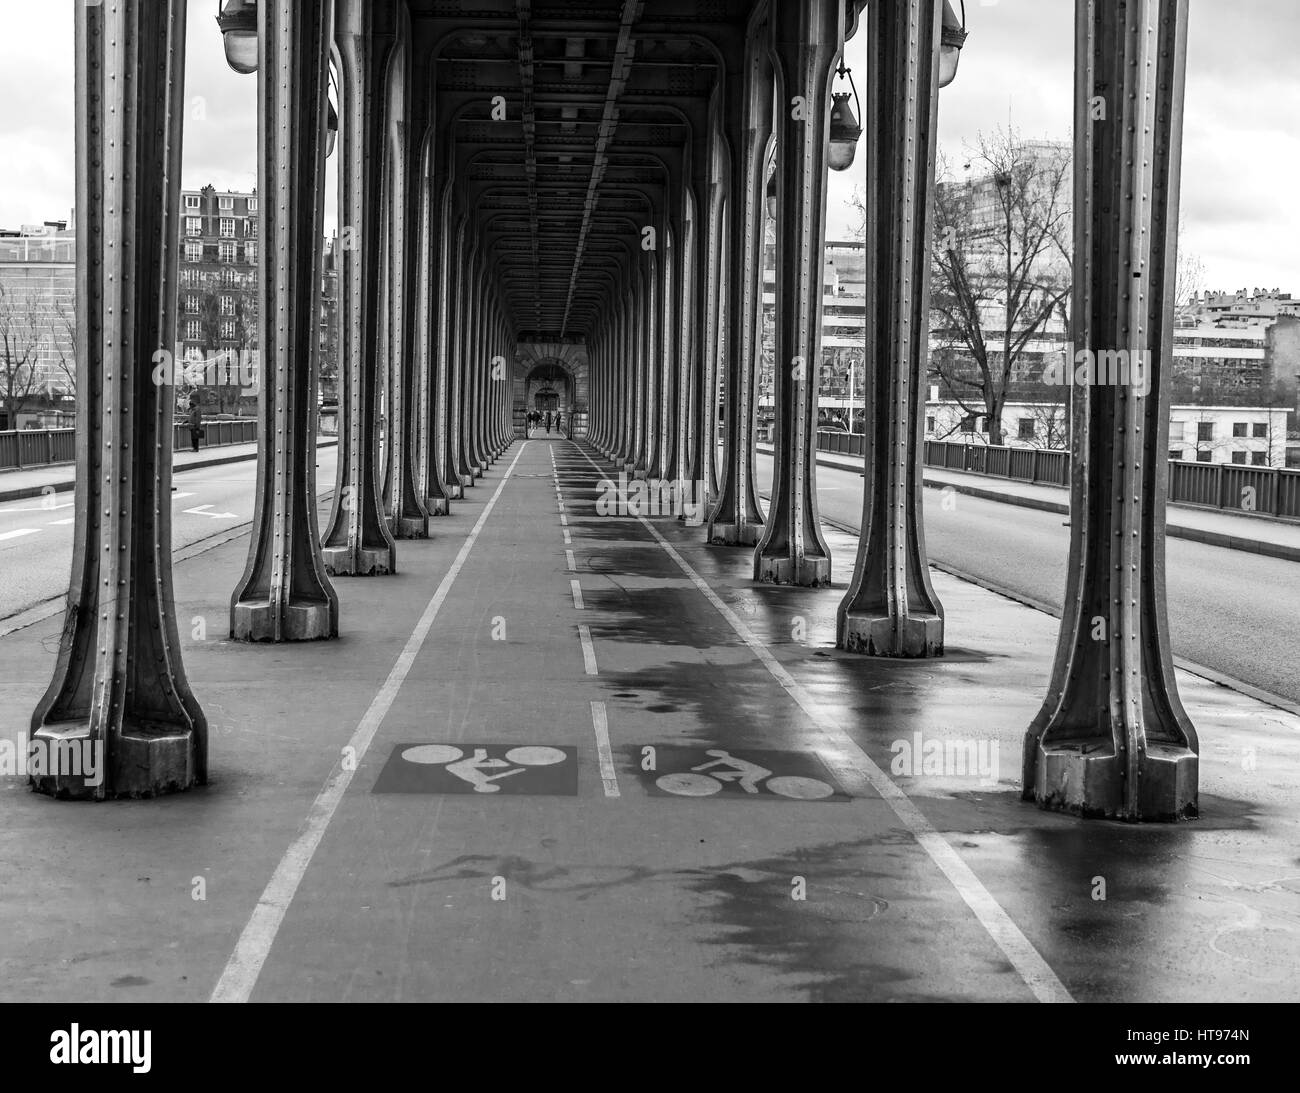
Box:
[0,1,1296,295]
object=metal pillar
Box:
[415,121,451,516]
[231,0,339,641]
[754,0,839,586]
[380,15,431,539]
[321,0,398,576]
[31,0,206,798]
[1023,0,1197,822]
[707,21,770,546]
[838,0,944,654]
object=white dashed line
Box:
[578,623,598,675]
[589,700,620,797]
[569,579,585,610]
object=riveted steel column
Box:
[838,0,944,654]
[32,0,205,798]
[700,176,725,503]
[415,120,450,515]
[707,24,770,546]
[383,14,431,541]
[321,0,398,576]
[1023,0,1197,822]
[231,0,339,642]
[450,228,478,485]
[754,0,838,586]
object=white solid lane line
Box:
[210,442,531,1004]
[570,441,1073,1005]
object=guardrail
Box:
[1,419,259,471]
[905,437,1298,520]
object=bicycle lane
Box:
[218,437,1055,1001]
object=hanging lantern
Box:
[827,64,862,172]
[216,0,258,75]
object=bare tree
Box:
[845,182,866,242]
[0,282,45,428]
[930,129,1072,446]
[194,272,258,414]
[51,296,77,403]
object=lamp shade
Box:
[938,0,968,88]
[765,173,777,220]
[217,0,258,75]
[827,91,862,171]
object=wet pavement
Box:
[0,438,1296,1002]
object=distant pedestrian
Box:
[555,411,564,435]
[187,401,203,452]
[545,410,552,433]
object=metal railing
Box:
[910,438,1298,520]
[1,418,259,472]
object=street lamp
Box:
[216,0,258,75]
[827,63,862,171]
[938,0,969,88]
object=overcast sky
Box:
[1,1,1295,295]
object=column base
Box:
[29,720,199,800]
[390,515,430,539]
[1028,740,1198,822]
[754,553,831,587]
[425,496,451,516]
[840,612,943,658]
[446,483,465,500]
[708,520,761,546]
[322,545,394,576]
[232,598,337,641]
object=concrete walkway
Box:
[764,444,1300,562]
[0,437,1296,1002]
[0,437,338,504]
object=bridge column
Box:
[415,124,451,515]
[31,0,206,798]
[627,269,647,476]
[700,175,725,504]
[1023,0,1197,822]
[754,0,840,586]
[707,21,770,546]
[838,0,945,654]
[321,0,398,576]
[384,21,431,541]
[230,0,339,640]
[450,229,478,486]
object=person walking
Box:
[187,400,203,453]
[555,411,564,436]
[545,410,552,434]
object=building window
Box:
[1251,451,1267,466]
[1196,451,1212,463]
[1230,451,1247,464]
[1253,422,1268,437]
[1168,450,1183,462]
[220,320,236,340]
[220,295,234,316]
[1018,418,1035,440]
[221,267,236,287]
[185,241,202,262]
[184,320,200,340]
[1232,422,1247,437]
[219,241,235,262]
[219,218,235,238]
[245,219,257,238]
[247,197,258,212]
[185,294,198,312]
[186,217,202,236]
[959,413,978,432]
[926,415,936,433]
[245,241,257,264]
[184,194,200,210]
[1197,422,1214,441]
[218,196,234,210]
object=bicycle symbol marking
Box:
[374,742,578,797]
[653,748,836,800]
